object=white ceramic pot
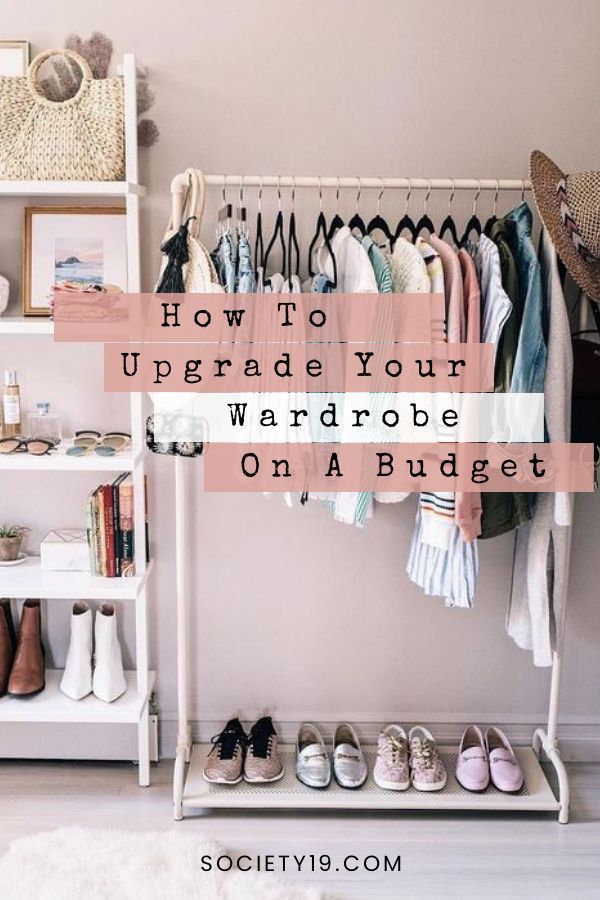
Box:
[0,274,9,315]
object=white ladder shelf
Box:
[0,54,154,786]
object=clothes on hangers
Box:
[189,182,575,667]
[506,228,573,666]
[237,231,257,294]
[506,203,548,396]
[324,227,379,526]
[477,230,530,540]
[455,250,482,543]
[211,230,237,294]
[487,217,521,391]
[374,237,429,507]
[406,239,479,610]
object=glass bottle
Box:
[3,370,21,438]
[27,402,62,444]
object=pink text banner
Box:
[105,341,493,392]
[53,292,445,344]
[203,442,595,493]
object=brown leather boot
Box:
[0,598,16,697]
[7,599,45,697]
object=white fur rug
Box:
[0,827,325,900]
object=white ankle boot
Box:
[60,602,93,699]
[92,603,126,703]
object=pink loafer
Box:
[456,725,489,792]
[485,726,524,793]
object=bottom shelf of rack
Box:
[182,743,559,813]
[0,670,155,724]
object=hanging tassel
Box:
[156,217,195,294]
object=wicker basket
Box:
[0,48,124,181]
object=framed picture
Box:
[23,207,128,316]
[0,41,29,76]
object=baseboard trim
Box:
[158,715,600,762]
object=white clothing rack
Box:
[171,172,569,824]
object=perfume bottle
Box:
[27,402,62,444]
[3,370,21,438]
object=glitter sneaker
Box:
[374,725,410,791]
[203,717,246,784]
[244,715,284,783]
[409,726,447,792]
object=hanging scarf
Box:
[156,216,196,293]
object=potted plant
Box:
[0,525,28,562]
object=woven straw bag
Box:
[0,48,124,181]
[156,168,224,293]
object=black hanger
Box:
[254,180,264,271]
[366,180,394,248]
[439,181,461,246]
[326,178,345,241]
[307,180,338,287]
[286,181,300,289]
[393,180,416,245]
[263,178,287,279]
[460,183,482,247]
[348,178,366,237]
[484,180,500,236]
[413,183,435,238]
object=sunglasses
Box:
[66,430,131,457]
[0,436,57,456]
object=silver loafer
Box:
[333,723,368,789]
[296,723,331,789]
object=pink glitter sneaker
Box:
[409,726,447,792]
[374,725,410,791]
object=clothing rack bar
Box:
[198,175,531,192]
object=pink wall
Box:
[1,0,599,754]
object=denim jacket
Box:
[506,203,548,394]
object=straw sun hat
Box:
[530,149,600,301]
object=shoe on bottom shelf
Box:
[244,715,284,783]
[485,726,524,793]
[409,726,447,792]
[0,598,16,698]
[296,723,331,789]
[203,718,247,784]
[333,723,368,789]
[60,602,93,700]
[7,600,45,698]
[374,724,410,791]
[456,725,490,792]
[92,604,126,703]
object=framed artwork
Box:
[22,207,128,316]
[0,41,29,76]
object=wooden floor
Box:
[1,759,599,898]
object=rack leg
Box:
[531,649,570,823]
[173,456,191,820]
[173,744,187,820]
[533,728,570,824]
[548,745,570,825]
[138,703,151,787]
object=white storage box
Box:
[40,529,90,572]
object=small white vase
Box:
[93,604,126,703]
[0,274,9,315]
[60,602,93,700]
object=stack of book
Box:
[86,474,148,577]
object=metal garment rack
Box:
[172,174,570,823]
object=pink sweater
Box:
[455,250,482,542]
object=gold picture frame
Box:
[23,206,128,317]
[0,41,29,76]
